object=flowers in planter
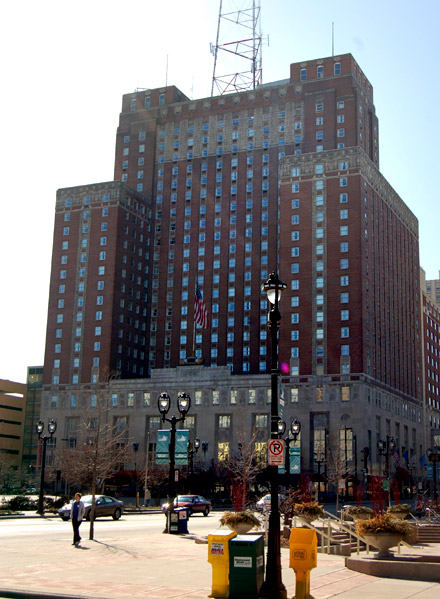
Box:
[344,505,374,515]
[219,510,261,529]
[355,513,412,537]
[386,503,411,514]
[293,501,325,519]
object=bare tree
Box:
[55,375,130,540]
[325,440,348,517]
[227,426,265,511]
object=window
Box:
[340,276,349,286]
[291,388,299,403]
[218,442,229,462]
[218,415,231,429]
[254,414,267,428]
[341,386,350,401]
[317,65,324,78]
[300,68,307,81]
[341,327,349,338]
[340,193,348,203]
[340,177,348,187]
[337,128,345,137]
[340,242,349,253]
[341,292,349,303]
[341,310,349,320]
[341,345,350,356]
[334,62,341,75]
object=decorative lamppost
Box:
[158,392,191,533]
[188,437,200,492]
[282,419,301,489]
[35,419,57,515]
[202,441,209,459]
[428,449,439,501]
[133,442,139,508]
[260,270,287,599]
[377,436,396,505]
[314,449,325,502]
[362,446,370,495]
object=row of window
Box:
[300,63,342,81]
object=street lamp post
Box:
[188,437,200,492]
[428,449,439,501]
[202,441,209,459]
[133,442,139,508]
[260,271,287,599]
[158,392,191,533]
[35,419,57,515]
[283,419,301,489]
[314,450,325,502]
[377,436,396,505]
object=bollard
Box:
[289,528,318,599]
[207,530,237,597]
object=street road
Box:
[0,511,221,541]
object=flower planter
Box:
[363,533,403,559]
[351,513,372,521]
[388,512,409,520]
[227,522,254,534]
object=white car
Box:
[256,493,285,512]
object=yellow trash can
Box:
[207,530,237,598]
[289,528,318,599]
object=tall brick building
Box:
[41,54,430,481]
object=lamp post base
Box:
[259,579,287,599]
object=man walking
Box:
[70,492,85,547]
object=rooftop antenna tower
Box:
[210,0,264,96]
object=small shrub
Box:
[7,496,37,511]
[293,501,324,519]
[387,503,411,514]
[355,513,412,537]
[220,510,261,528]
[345,505,374,516]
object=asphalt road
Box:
[0,510,220,541]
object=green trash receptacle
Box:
[229,534,265,599]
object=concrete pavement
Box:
[0,515,439,598]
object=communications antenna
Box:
[210,0,264,96]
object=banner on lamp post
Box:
[290,446,301,474]
[175,430,189,465]
[156,430,170,464]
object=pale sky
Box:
[1,0,439,384]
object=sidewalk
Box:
[0,523,439,598]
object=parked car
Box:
[256,493,283,512]
[161,494,211,516]
[58,495,124,521]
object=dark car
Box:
[58,495,124,521]
[161,494,211,516]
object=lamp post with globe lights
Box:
[259,271,287,599]
[158,392,191,532]
[35,419,57,515]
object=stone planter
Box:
[363,533,403,559]
[388,511,409,520]
[227,522,254,534]
[297,514,315,525]
[351,513,373,521]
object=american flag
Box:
[194,282,209,329]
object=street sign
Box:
[268,439,285,466]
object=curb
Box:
[0,591,95,599]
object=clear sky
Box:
[1,0,439,384]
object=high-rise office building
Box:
[41,54,429,477]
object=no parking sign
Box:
[268,439,285,466]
